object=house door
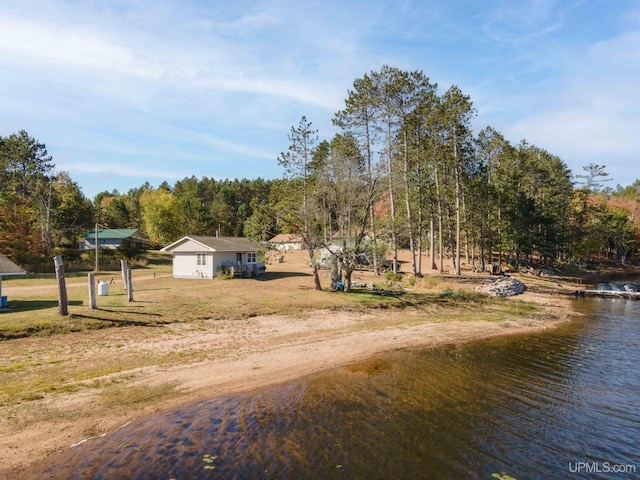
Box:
[236,253,242,265]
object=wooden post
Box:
[95,223,99,272]
[88,272,96,309]
[54,256,68,316]
[120,260,128,292]
[127,269,134,302]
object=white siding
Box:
[274,242,303,251]
[172,253,214,279]
[213,252,241,273]
[170,239,207,252]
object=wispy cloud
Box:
[1,0,638,196]
[502,26,640,160]
[0,11,341,109]
[0,16,158,78]
[57,161,184,181]
[479,0,565,43]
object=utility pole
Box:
[95,222,99,272]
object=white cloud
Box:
[3,0,640,196]
[195,133,276,160]
[480,0,565,44]
[0,16,161,79]
[57,161,183,181]
[476,17,640,185]
[0,11,342,111]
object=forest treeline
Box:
[1,66,639,280]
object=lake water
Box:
[29,295,640,479]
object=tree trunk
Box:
[383,110,399,273]
[429,216,436,270]
[435,165,444,273]
[403,132,417,277]
[417,200,423,276]
[343,266,354,292]
[330,257,339,290]
[306,242,322,290]
[453,126,462,276]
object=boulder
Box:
[476,276,526,297]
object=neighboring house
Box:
[268,234,304,251]
[79,229,146,250]
[0,253,27,308]
[161,236,266,279]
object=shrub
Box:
[384,271,403,282]
[216,267,233,280]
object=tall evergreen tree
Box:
[277,116,323,290]
[0,131,54,259]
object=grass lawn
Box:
[0,250,533,340]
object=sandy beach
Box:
[0,252,580,478]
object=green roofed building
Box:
[79,229,146,250]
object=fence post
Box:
[127,269,134,302]
[120,260,128,292]
[54,256,68,316]
[88,272,96,309]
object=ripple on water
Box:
[30,297,640,480]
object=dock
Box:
[574,289,640,300]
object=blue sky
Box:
[1,0,638,199]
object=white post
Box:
[120,260,128,292]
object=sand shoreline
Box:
[0,285,577,478]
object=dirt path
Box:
[1,273,172,297]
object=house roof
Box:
[0,253,27,276]
[268,233,303,243]
[83,229,144,240]
[161,236,260,252]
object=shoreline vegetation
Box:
[0,250,631,477]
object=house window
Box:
[247,252,256,263]
[197,253,207,266]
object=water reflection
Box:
[32,298,640,480]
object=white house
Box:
[0,253,27,308]
[161,236,266,279]
[80,229,146,250]
[268,233,304,251]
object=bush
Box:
[384,271,403,282]
[14,253,52,274]
[216,267,233,280]
[117,238,147,261]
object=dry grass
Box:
[0,250,514,339]
[0,250,545,425]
